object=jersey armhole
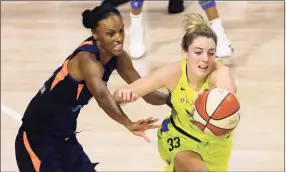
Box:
[166,59,186,94]
[167,69,184,94]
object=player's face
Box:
[187,36,216,78]
[94,14,125,56]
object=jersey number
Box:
[167,137,181,151]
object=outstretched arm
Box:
[77,51,159,142]
[115,56,178,103]
[116,51,168,105]
[209,61,236,93]
[78,52,132,126]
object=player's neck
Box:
[186,68,206,92]
[97,42,113,65]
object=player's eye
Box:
[107,31,115,37]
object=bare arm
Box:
[209,61,236,94]
[77,52,133,127]
[116,51,168,105]
[117,59,178,99]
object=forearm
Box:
[211,63,236,94]
[142,91,169,105]
[79,54,132,128]
[97,93,132,127]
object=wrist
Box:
[122,118,133,129]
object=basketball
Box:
[193,87,240,136]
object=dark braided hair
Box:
[82,5,121,30]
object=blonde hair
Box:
[181,13,217,51]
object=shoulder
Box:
[76,51,97,62]
[117,50,131,63]
[145,60,181,78]
[115,50,137,72]
[155,61,182,89]
[73,37,99,57]
[161,61,181,75]
[75,51,103,76]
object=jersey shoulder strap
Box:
[72,36,99,58]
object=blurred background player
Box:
[199,0,233,58]
[101,0,184,14]
[101,0,233,59]
[101,0,183,58]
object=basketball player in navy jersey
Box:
[15,5,169,172]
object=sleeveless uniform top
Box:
[169,58,229,142]
[21,36,117,137]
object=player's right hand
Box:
[113,88,138,104]
[126,116,160,142]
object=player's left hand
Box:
[113,88,138,104]
[126,116,160,142]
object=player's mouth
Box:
[113,44,123,51]
[198,65,208,71]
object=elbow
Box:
[143,93,167,106]
[145,100,156,105]
[97,100,106,109]
[95,92,109,109]
[142,94,155,105]
[143,96,153,105]
[96,98,106,109]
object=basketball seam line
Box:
[207,121,236,130]
[204,92,230,131]
[202,90,212,131]
[211,108,240,121]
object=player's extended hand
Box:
[126,117,161,142]
[113,88,138,104]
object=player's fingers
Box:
[148,125,161,129]
[141,133,151,142]
[137,119,145,124]
[142,117,153,124]
[126,90,131,102]
[127,90,136,102]
[118,90,124,101]
[131,91,138,102]
[146,116,153,121]
[114,90,122,101]
[123,91,128,101]
[120,90,124,98]
[147,118,159,124]
[119,92,126,103]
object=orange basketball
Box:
[193,87,240,136]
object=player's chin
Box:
[111,47,124,56]
[196,68,211,77]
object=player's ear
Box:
[92,30,98,40]
[182,50,187,59]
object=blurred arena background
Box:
[1,1,284,171]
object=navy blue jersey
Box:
[22,37,117,137]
